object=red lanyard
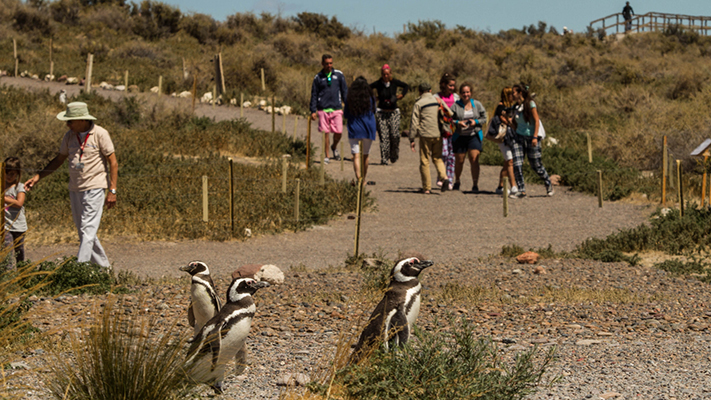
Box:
[76,132,91,161]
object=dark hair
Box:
[322,54,333,62]
[345,76,374,117]
[513,83,534,123]
[4,157,21,185]
[438,73,455,92]
[459,82,473,95]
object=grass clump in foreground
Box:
[47,296,194,400]
[306,318,555,400]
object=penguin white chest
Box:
[404,284,422,328]
[192,285,218,320]
[218,316,252,364]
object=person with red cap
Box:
[369,64,409,165]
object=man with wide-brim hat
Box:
[25,101,118,268]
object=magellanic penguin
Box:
[185,277,270,394]
[350,256,433,364]
[180,261,222,336]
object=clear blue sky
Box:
[161,0,708,35]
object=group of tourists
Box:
[309,54,553,197]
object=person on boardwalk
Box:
[370,64,409,166]
[451,82,487,193]
[344,77,377,184]
[3,157,26,269]
[310,54,348,164]
[433,73,458,191]
[622,2,634,33]
[409,83,450,194]
[493,87,518,196]
[25,102,118,268]
[510,84,553,199]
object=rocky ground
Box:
[9,256,711,400]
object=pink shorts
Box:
[317,110,343,134]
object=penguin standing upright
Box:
[185,277,270,394]
[350,256,433,363]
[180,261,221,336]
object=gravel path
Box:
[2,76,652,279]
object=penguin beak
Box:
[251,280,271,290]
[179,264,191,272]
[416,260,433,270]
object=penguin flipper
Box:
[386,311,409,349]
[206,325,223,372]
[187,301,196,327]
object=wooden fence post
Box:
[261,68,266,91]
[662,135,667,205]
[677,160,684,216]
[597,170,603,208]
[124,70,129,88]
[294,178,300,223]
[191,73,197,114]
[202,175,209,222]
[587,132,593,163]
[306,116,312,170]
[49,38,53,78]
[282,155,289,193]
[212,85,216,109]
[85,53,93,94]
[703,155,708,208]
[158,75,163,96]
[218,52,226,94]
[240,93,244,118]
[228,158,234,234]
[13,38,17,78]
[271,95,276,134]
[293,116,298,142]
[503,177,509,217]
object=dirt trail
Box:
[2,76,652,278]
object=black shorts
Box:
[453,134,482,154]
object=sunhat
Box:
[56,102,97,121]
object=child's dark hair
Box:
[4,157,21,184]
[513,83,534,123]
[345,76,374,117]
[439,72,456,92]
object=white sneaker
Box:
[546,185,555,197]
[324,157,329,164]
[510,186,518,194]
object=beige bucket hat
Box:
[56,102,97,121]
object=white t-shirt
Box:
[4,183,27,232]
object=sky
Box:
[160,0,708,36]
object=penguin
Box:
[180,261,221,336]
[185,277,270,394]
[59,89,67,105]
[350,256,433,364]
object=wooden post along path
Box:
[294,179,301,223]
[676,160,683,216]
[306,116,312,170]
[228,159,234,234]
[597,170,603,208]
[282,155,290,193]
[124,70,129,89]
[202,175,209,222]
[85,53,93,94]
[662,135,667,205]
[261,68,266,91]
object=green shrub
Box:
[501,244,525,258]
[655,256,711,283]
[22,257,115,296]
[48,296,194,400]
[330,318,555,400]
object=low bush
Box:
[48,296,194,400]
[324,318,555,400]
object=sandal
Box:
[420,189,431,194]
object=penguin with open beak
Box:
[185,277,270,394]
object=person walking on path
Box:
[434,73,458,191]
[25,102,118,268]
[3,157,27,269]
[409,83,451,194]
[344,77,377,184]
[451,82,487,193]
[510,84,553,199]
[493,87,518,196]
[370,65,409,166]
[622,2,634,33]
[310,54,348,164]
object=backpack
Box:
[437,103,455,138]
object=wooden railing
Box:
[589,11,711,36]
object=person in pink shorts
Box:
[310,54,348,164]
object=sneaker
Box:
[471,185,479,193]
[495,186,504,195]
[509,191,527,199]
[546,185,555,197]
[452,182,460,191]
[510,186,519,195]
[332,147,341,161]
[441,179,450,192]
[323,157,330,164]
